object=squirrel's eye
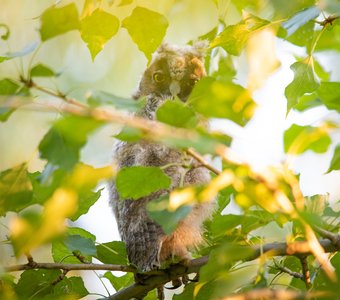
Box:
[189,78,199,86]
[153,72,165,83]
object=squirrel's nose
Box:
[169,80,180,97]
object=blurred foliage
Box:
[0,0,339,299]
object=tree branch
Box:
[4,262,136,273]
[107,239,338,300]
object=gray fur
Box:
[109,43,214,272]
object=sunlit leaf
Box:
[282,6,320,36]
[284,124,331,154]
[315,24,340,52]
[0,164,33,216]
[80,9,119,60]
[122,7,168,61]
[188,77,255,126]
[116,166,171,199]
[104,272,134,291]
[52,227,96,264]
[317,82,340,113]
[0,79,20,95]
[40,3,80,41]
[210,14,269,56]
[156,99,198,128]
[293,93,322,111]
[285,57,319,113]
[96,241,128,265]
[81,0,101,17]
[327,144,340,173]
[30,63,56,77]
[39,116,104,170]
[119,0,134,6]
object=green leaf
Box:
[317,82,340,113]
[210,214,241,238]
[0,107,15,122]
[96,241,128,265]
[0,42,38,63]
[64,234,97,256]
[285,57,319,113]
[30,64,56,77]
[284,124,331,154]
[282,21,314,50]
[87,90,144,111]
[210,14,269,56]
[122,7,168,61]
[80,9,119,60]
[0,79,20,95]
[188,77,255,126]
[315,24,340,52]
[52,227,96,263]
[147,197,192,234]
[156,99,198,128]
[116,166,171,199]
[0,80,27,121]
[115,126,143,142]
[15,269,61,298]
[0,164,33,216]
[53,276,89,298]
[39,116,104,170]
[71,189,102,221]
[0,24,10,40]
[40,3,80,41]
[282,6,320,36]
[104,272,134,291]
[327,144,340,173]
[29,166,65,205]
[293,93,322,111]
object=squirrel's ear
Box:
[156,42,170,53]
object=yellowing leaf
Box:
[247,28,280,91]
[80,9,119,60]
[10,188,77,256]
[122,7,168,61]
[284,124,331,154]
[67,164,114,189]
[40,3,80,41]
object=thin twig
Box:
[314,226,340,248]
[4,262,136,273]
[299,256,312,289]
[222,289,332,300]
[186,148,221,175]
